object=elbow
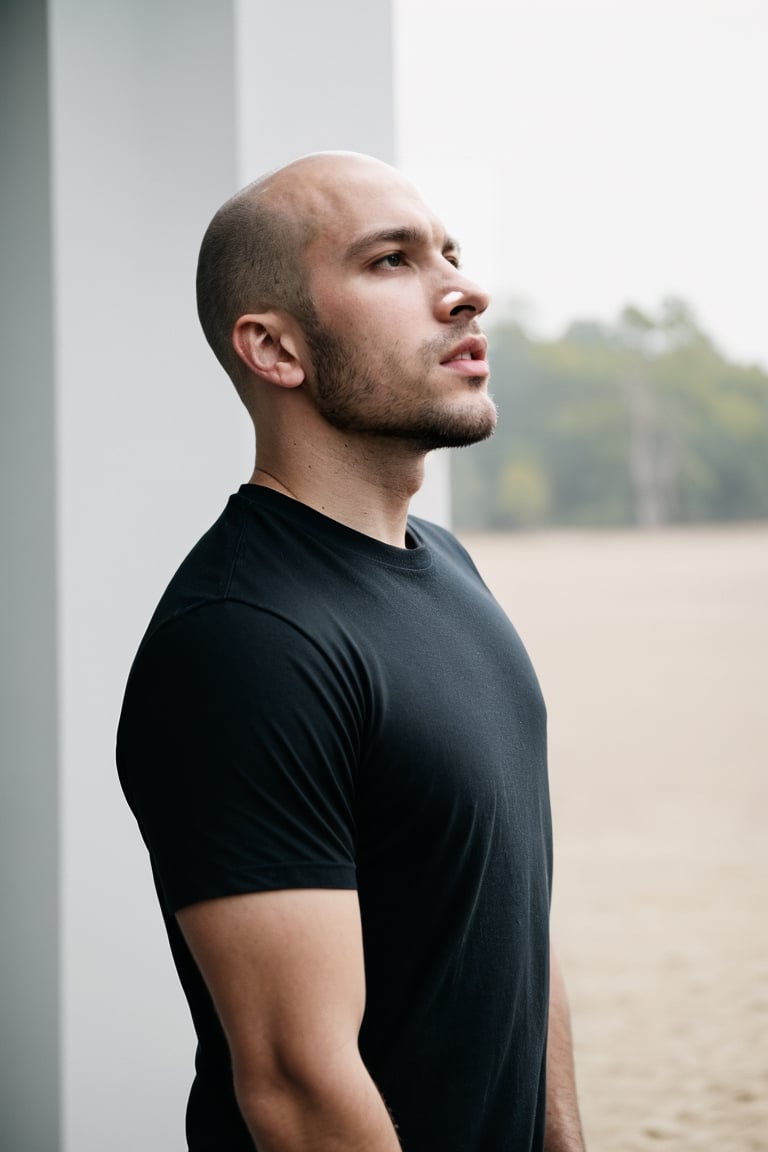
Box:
[233,1058,309,1146]
[231,1042,359,1147]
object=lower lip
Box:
[441,357,490,377]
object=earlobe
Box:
[232,313,306,389]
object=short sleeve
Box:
[117,600,361,911]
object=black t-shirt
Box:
[117,485,553,1151]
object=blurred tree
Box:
[500,457,551,527]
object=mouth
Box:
[440,336,490,377]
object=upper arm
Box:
[118,602,361,911]
[178,887,367,1089]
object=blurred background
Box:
[2,1,765,1149]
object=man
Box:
[117,152,585,1152]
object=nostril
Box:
[450,303,476,317]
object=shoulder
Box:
[121,599,362,735]
[136,486,344,652]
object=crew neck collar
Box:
[235,483,433,571]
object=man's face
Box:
[286,157,497,450]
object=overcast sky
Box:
[394,0,767,369]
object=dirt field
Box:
[460,525,768,1152]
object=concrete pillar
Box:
[50,4,242,1149]
[2,3,433,1150]
[1,4,60,1148]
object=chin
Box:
[436,395,498,446]
[401,401,498,451]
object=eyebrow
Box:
[344,226,462,263]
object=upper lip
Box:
[440,335,488,363]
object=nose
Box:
[436,273,490,322]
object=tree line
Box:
[452,298,768,530]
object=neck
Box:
[249,434,426,548]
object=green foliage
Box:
[452,300,768,530]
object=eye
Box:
[373,252,406,269]
[444,251,461,270]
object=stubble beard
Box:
[301,315,498,451]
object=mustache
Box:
[425,324,486,360]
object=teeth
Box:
[456,351,473,360]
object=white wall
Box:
[2,3,441,1150]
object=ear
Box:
[232,312,306,389]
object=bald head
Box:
[195,152,404,385]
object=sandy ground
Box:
[460,525,768,1152]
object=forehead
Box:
[270,157,448,261]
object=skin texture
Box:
[179,152,585,1150]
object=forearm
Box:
[235,1049,402,1152]
[545,945,586,1152]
